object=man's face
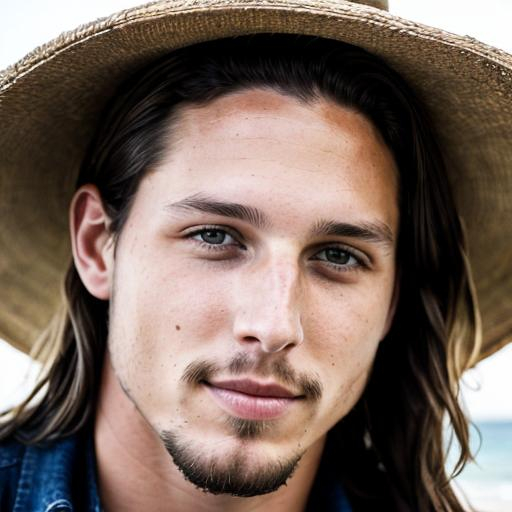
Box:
[106,88,398,496]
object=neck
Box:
[94,352,326,512]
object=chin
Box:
[159,427,304,497]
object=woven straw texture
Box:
[0,0,511,360]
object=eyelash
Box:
[185,225,368,272]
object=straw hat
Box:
[0,0,511,361]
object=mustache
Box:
[182,352,323,401]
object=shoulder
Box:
[0,436,25,511]
[0,436,25,466]
[0,434,79,511]
[0,430,99,512]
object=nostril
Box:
[242,336,260,343]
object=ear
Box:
[69,184,114,300]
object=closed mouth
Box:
[202,378,304,420]
[204,378,303,399]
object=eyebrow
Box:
[165,193,270,229]
[309,219,394,246]
[165,193,394,246]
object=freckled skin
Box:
[84,88,399,512]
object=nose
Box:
[232,255,304,353]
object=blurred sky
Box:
[0,0,511,420]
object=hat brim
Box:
[0,0,511,360]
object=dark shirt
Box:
[0,430,352,511]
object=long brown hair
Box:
[0,34,480,511]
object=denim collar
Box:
[13,433,101,512]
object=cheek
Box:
[305,285,391,419]
[313,335,377,433]
[307,280,392,354]
[108,255,233,384]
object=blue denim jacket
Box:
[0,432,101,511]
[0,430,353,511]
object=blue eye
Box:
[186,227,365,270]
[196,229,231,245]
[188,227,242,250]
[313,247,362,270]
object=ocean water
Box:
[449,421,512,511]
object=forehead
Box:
[150,88,398,234]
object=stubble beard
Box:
[160,423,303,497]
[156,353,321,497]
[115,374,304,497]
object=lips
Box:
[204,378,302,420]
[208,379,299,398]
